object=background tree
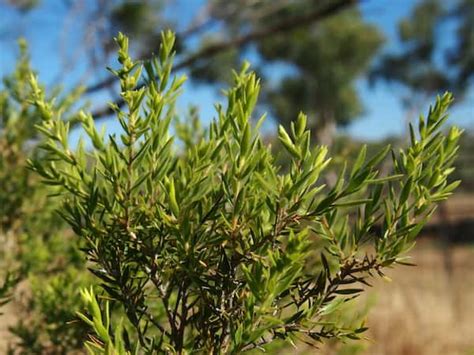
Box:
[258,9,382,146]
[181,1,384,146]
[371,0,474,116]
[369,0,474,192]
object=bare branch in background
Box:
[179,2,213,38]
[50,0,113,87]
[87,0,357,121]
[54,0,85,84]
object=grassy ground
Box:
[365,242,474,355]
[0,286,23,353]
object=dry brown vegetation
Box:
[362,241,474,355]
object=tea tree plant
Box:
[29,31,461,353]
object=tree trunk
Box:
[313,111,336,147]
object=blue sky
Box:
[0,0,472,141]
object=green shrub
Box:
[30,31,461,353]
[0,40,92,352]
[0,273,20,315]
[9,268,93,354]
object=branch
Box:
[86,0,357,121]
[178,2,213,38]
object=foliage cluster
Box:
[27,31,461,354]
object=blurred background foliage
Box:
[0,0,473,354]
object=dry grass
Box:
[0,281,31,354]
[363,241,474,355]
